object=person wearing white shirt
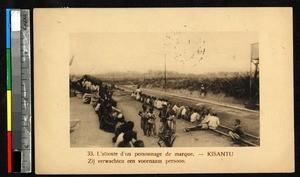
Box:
[85,81,92,91]
[115,132,134,147]
[190,110,200,123]
[172,104,179,117]
[154,99,158,108]
[181,107,187,119]
[156,100,162,109]
[136,86,142,101]
[185,112,220,132]
[177,106,185,119]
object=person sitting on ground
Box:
[82,93,92,104]
[94,99,102,114]
[85,80,92,91]
[112,115,126,143]
[97,98,108,118]
[111,110,119,120]
[99,84,108,100]
[177,105,185,119]
[156,99,163,109]
[131,91,136,98]
[146,107,157,136]
[181,106,188,120]
[172,103,179,118]
[185,112,220,132]
[190,109,201,123]
[228,119,246,143]
[110,97,118,107]
[185,107,193,121]
[115,121,137,147]
[140,94,144,102]
[153,97,158,108]
[149,96,155,107]
[126,121,137,140]
[138,104,148,136]
[162,100,168,109]
[100,103,117,132]
[91,84,98,93]
[146,97,151,105]
[133,140,145,147]
[116,131,135,147]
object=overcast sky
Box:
[69,32,258,75]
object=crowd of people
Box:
[131,86,246,144]
[70,76,144,147]
[70,76,247,147]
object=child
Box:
[138,104,148,135]
[228,119,245,143]
[146,107,157,136]
[158,104,168,133]
[167,109,176,133]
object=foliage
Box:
[141,76,259,102]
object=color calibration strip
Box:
[6,9,12,173]
[7,9,32,173]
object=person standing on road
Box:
[167,109,176,133]
[136,85,142,101]
[138,104,148,135]
[200,84,206,97]
[228,119,246,143]
[159,104,168,133]
[146,107,157,136]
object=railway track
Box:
[120,85,259,114]
[116,86,260,147]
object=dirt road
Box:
[70,91,240,147]
[119,85,259,137]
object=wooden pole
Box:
[249,44,252,102]
[164,53,167,92]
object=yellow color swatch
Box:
[7,90,11,131]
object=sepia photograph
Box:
[34,8,293,174]
[69,32,260,148]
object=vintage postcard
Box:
[34,8,294,174]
